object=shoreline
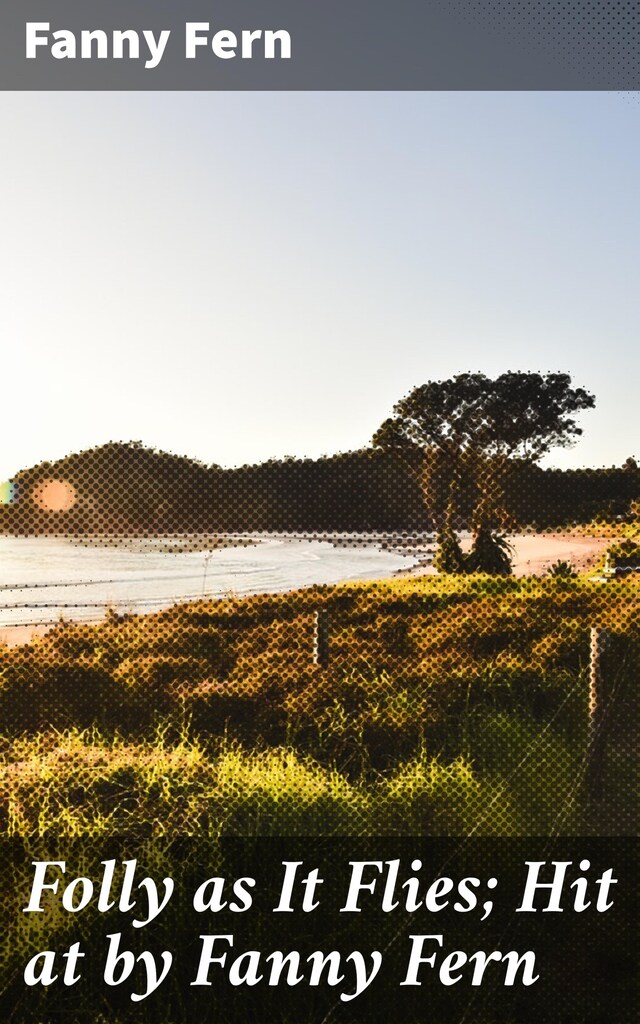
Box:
[0,531,617,648]
[396,532,614,579]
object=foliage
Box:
[433,526,466,573]
[0,561,636,1024]
[606,539,640,569]
[466,527,513,575]
[547,560,578,579]
[0,575,637,841]
[2,438,639,536]
[372,373,596,535]
[373,372,595,461]
[432,526,514,576]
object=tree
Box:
[373,372,595,572]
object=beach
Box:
[0,531,615,647]
[506,533,612,576]
[399,532,612,579]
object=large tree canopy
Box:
[372,372,595,463]
[372,372,596,559]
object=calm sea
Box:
[0,534,430,630]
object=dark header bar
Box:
[1,0,639,91]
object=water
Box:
[0,534,430,629]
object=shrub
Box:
[547,560,577,578]
[466,527,513,575]
[606,539,640,569]
[434,527,466,573]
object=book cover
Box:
[0,3,637,1021]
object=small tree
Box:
[373,372,595,572]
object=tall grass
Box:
[0,575,637,838]
[0,715,600,838]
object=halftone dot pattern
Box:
[0,438,637,840]
[443,0,640,88]
[0,435,638,1022]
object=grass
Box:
[0,571,637,838]
[0,573,638,1023]
[0,723,522,837]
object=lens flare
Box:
[0,481,15,505]
[33,479,77,512]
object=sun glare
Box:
[33,479,77,512]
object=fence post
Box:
[586,626,609,802]
[313,607,331,668]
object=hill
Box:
[0,440,638,534]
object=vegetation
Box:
[1,573,637,1022]
[433,525,466,573]
[0,399,636,1016]
[1,574,637,839]
[547,560,578,579]
[1,438,638,536]
[606,538,640,570]
[373,372,596,572]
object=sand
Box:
[503,533,612,577]
[0,533,615,648]
[403,532,613,579]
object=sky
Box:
[1,90,639,481]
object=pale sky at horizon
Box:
[1,91,638,482]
